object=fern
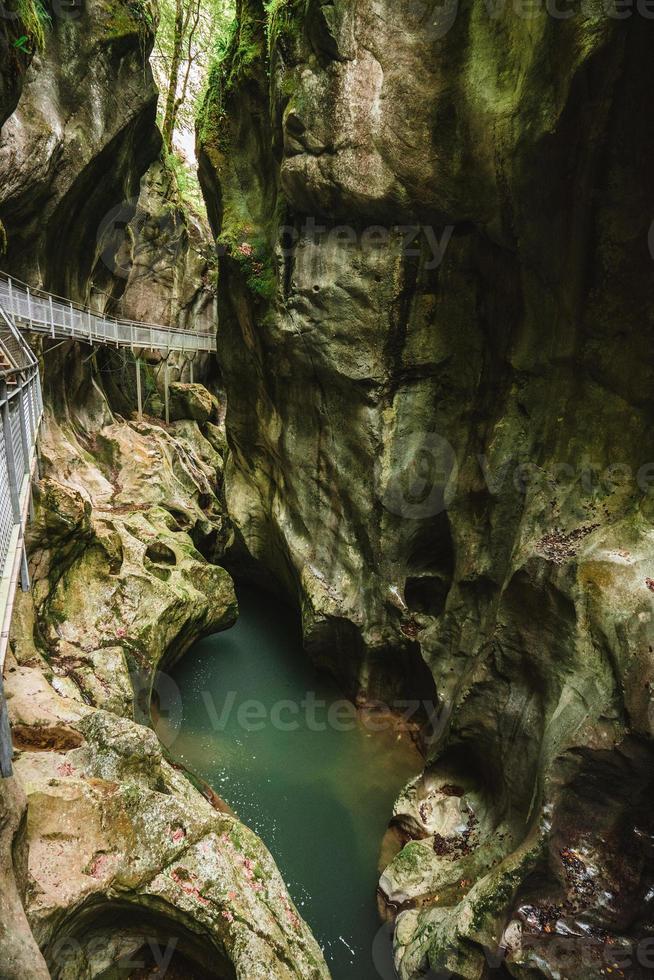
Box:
[13,0,51,53]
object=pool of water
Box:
[156,585,421,979]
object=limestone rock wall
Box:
[198,3,654,977]
[90,157,221,401]
[93,159,217,335]
[4,368,328,978]
[0,0,161,298]
[0,777,49,979]
[0,1,329,975]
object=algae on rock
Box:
[197,3,654,976]
[4,349,329,978]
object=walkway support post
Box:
[164,359,170,424]
[20,544,30,593]
[17,382,30,477]
[136,357,143,420]
[190,358,194,384]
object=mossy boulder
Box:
[168,382,218,423]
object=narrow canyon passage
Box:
[2,1,654,976]
[156,586,421,979]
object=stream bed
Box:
[157,585,421,979]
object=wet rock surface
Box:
[0,0,330,971]
[198,2,654,976]
[3,360,328,978]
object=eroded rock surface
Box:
[4,355,328,978]
[94,159,217,335]
[0,0,160,296]
[0,0,330,972]
[12,709,327,980]
[198,3,654,976]
[0,778,49,979]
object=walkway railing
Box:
[0,269,220,774]
[0,304,43,777]
[0,271,217,354]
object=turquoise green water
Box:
[158,586,420,979]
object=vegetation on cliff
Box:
[3,0,654,978]
[195,3,654,978]
[6,0,50,53]
[150,0,234,211]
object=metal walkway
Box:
[0,271,219,775]
[0,305,43,776]
[0,271,217,354]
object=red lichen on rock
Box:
[88,853,112,878]
[170,867,210,906]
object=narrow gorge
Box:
[1,1,653,979]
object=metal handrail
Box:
[0,263,221,776]
[1,269,210,335]
[0,270,217,354]
[0,300,43,776]
[0,305,38,377]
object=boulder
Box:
[169,382,217,423]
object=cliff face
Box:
[98,160,218,333]
[0,0,161,297]
[0,4,35,130]
[5,378,328,980]
[90,158,221,414]
[199,4,654,977]
[0,3,329,977]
